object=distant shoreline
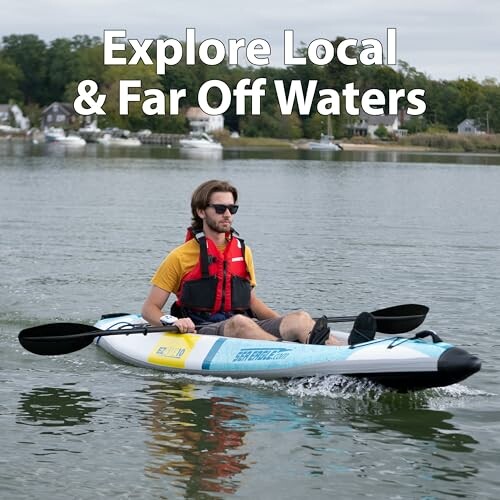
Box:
[2,133,499,154]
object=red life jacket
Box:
[175,229,252,318]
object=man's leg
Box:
[198,312,345,345]
[279,311,344,345]
[222,314,279,341]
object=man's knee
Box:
[225,315,254,337]
[284,310,312,327]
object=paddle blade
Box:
[19,323,99,355]
[372,304,429,334]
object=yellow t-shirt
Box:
[151,238,257,295]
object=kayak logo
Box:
[156,346,186,359]
[233,347,292,362]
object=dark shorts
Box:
[197,317,283,337]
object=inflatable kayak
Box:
[94,314,481,391]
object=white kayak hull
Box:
[94,314,481,391]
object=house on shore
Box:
[457,119,482,135]
[346,110,407,139]
[0,104,30,130]
[185,107,224,133]
[41,102,82,130]
[41,102,96,130]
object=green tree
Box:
[358,65,404,114]
[404,116,428,134]
[0,56,23,101]
[398,60,432,121]
[22,103,42,129]
[71,35,102,51]
[302,113,325,139]
[398,60,431,92]
[323,37,360,92]
[73,43,107,83]
[374,124,388,139]
[1,34,48,104]
[276,110,303,139]
[45,38,79,103]
[239,111,280,137]
[99,61,188,132]
[426,81,464,130]
[481,79,500,132]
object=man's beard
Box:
[205,216,231,233]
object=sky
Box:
[1,0,499,82]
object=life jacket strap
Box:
[193,232,210,278]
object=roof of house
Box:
[458,118,479,128]
[185,107,224,120]
[347,111,399,129]
[185,107,211,120]
[41,102,76,115]
[358,110,398,126]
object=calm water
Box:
[1,140,499,499]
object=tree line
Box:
[1,33,499,138]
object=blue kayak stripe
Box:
[202,337,227,370]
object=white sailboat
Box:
[308,116,342,151]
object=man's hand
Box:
[160,314,196,333]
[173,317,196,333]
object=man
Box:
[142,179,375,345]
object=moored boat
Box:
[94,314,481,391]
[45,127,86,146]
[179,132,223,150]
[308,134,342,151]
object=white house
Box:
[0,104,30,130]
[347,110,405,138]
[457,119,482,134]
[185,107,224,133]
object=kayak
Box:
[94,314,481,391]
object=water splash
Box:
[150,370,486,403]
[88,353,490,404]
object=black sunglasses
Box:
[207,204,239,215]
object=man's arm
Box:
[142,285,171,325]
[142,285,195,332]
[250,290,280,320]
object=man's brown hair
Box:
[191,179,238,232]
